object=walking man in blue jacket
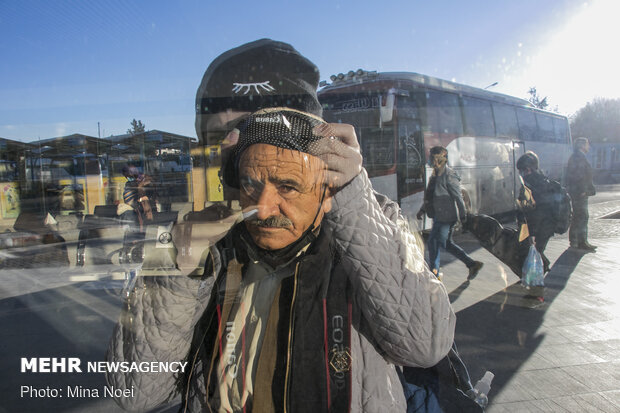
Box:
[417,146,483,280]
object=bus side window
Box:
[516,107,537,141]
[462,96,496,137]
[425,91,463,140]
[359,125,396,174]
[553,117,570,144]
[397,94,424,161]
[492,103,519,139]
[536,113,555,142]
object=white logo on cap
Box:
[232,81,275,95]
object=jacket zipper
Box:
[182,337,206,413]
[183,302,223,413]
[183,254,218,413]
[283,263,300,413]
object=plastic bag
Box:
[521,245,544,287]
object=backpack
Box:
[423,176,436,218]
[546,179,573,234]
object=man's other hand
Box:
[312,123,363,191]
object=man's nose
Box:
[255,184,280,219]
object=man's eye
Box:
[240,177,263,198]
[278,185,297,194]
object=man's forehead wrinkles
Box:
[241,155,313,174]
[242,165,307,183]
[240,165,322,191]
[239,144,327,188]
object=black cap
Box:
[223,108,325,188]
[195,39,321,144]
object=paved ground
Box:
[1,186,619,412]
[438,186,620,412]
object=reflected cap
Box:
[195,39,322,144]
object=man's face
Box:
[431,151,447,170]
[239,144,332,250]
[583,140,590,154]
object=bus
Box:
[23,135,110,216]
[22,151,108,216]
[318,70,572,227]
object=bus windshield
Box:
[321,87,426,216]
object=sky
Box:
[1,0,618,143]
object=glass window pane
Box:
[553,117,570,144]
[492,103,519,138]
[462,96,495,136]
[536,113,555,142]
[516,107,538,140]
[359,126,396,175]
[425,91,463,137]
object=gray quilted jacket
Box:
[106,170,456,412]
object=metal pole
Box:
[38,136,46,213]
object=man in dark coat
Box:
[566,137,596,252]
[516,152,555,273]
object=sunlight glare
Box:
[504,0,620,114]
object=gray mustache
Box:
[248,215,293,228]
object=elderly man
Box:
[566,137,596,252]
[106,39,455,412]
